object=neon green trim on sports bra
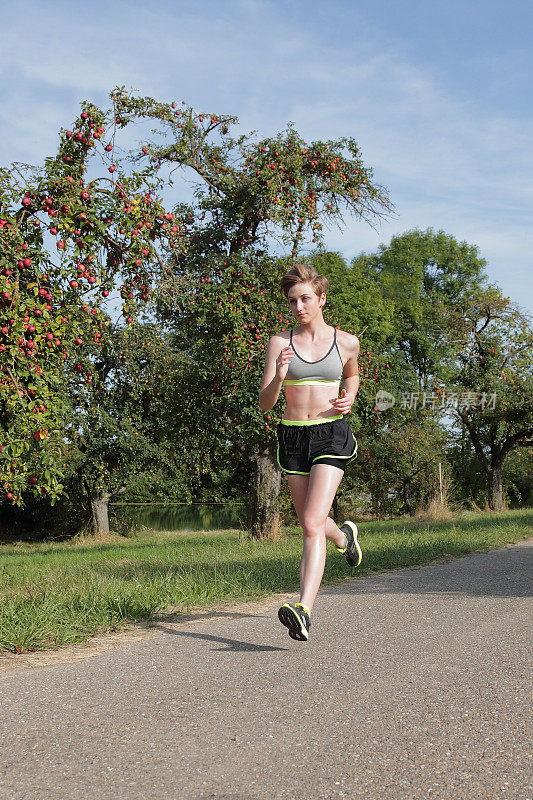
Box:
[283,378,341,387]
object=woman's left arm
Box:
[331,333,360,414]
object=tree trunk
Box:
[90,490,111,535]
[370,490,380,519]
[251,441,281,539]
[487,465,504,511]
[402,482,414,516]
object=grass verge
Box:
[1,508,531,655]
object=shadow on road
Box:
[152,609,262,625]
[153,625,289,653]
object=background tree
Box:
[355,228,490,387]
[155,251,292,539]
[332,228,501,515]
[0,98,179,510]
[63,322,194,535]
[313,250,448,517]
[111,89,393,537]
[446,287,533,510]
[502,448,533,508]
[0,319,239,539]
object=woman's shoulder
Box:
[335,327,360,353]
[269,329,292,345]
[265,329,292,353]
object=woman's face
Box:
[287,281,325,323]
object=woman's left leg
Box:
[298,463,344,612]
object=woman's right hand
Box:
[275,345,294,381]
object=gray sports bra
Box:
[284,327,344,387]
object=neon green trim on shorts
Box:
[312,440,358,463]
[280,415,343,427]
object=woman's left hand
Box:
[331,388,353,415]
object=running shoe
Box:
[278,602,311,641]
[335,520,362,567]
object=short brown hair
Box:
[280,263,329,299]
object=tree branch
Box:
[456,408,490,471]
[4,366,32,413]
[109,485,128,499]
[500,428,533,459]
[220,413,250,458]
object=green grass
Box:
[1,508,531,655]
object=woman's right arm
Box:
[258,336,293,411]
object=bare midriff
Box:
[282,383,341,422]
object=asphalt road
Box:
[1,541,531,800]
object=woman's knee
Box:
[301,513,327,537]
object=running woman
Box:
[259,263,362,642]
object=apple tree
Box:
[0,98,181,510]
[110,89,393,537]
[153,251,292,538]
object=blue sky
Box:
[2,0,532,313]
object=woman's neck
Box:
[296,315,330,340]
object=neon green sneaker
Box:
[335,521,362,567]
[278,602,311,641]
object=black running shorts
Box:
[276,416,357,475]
